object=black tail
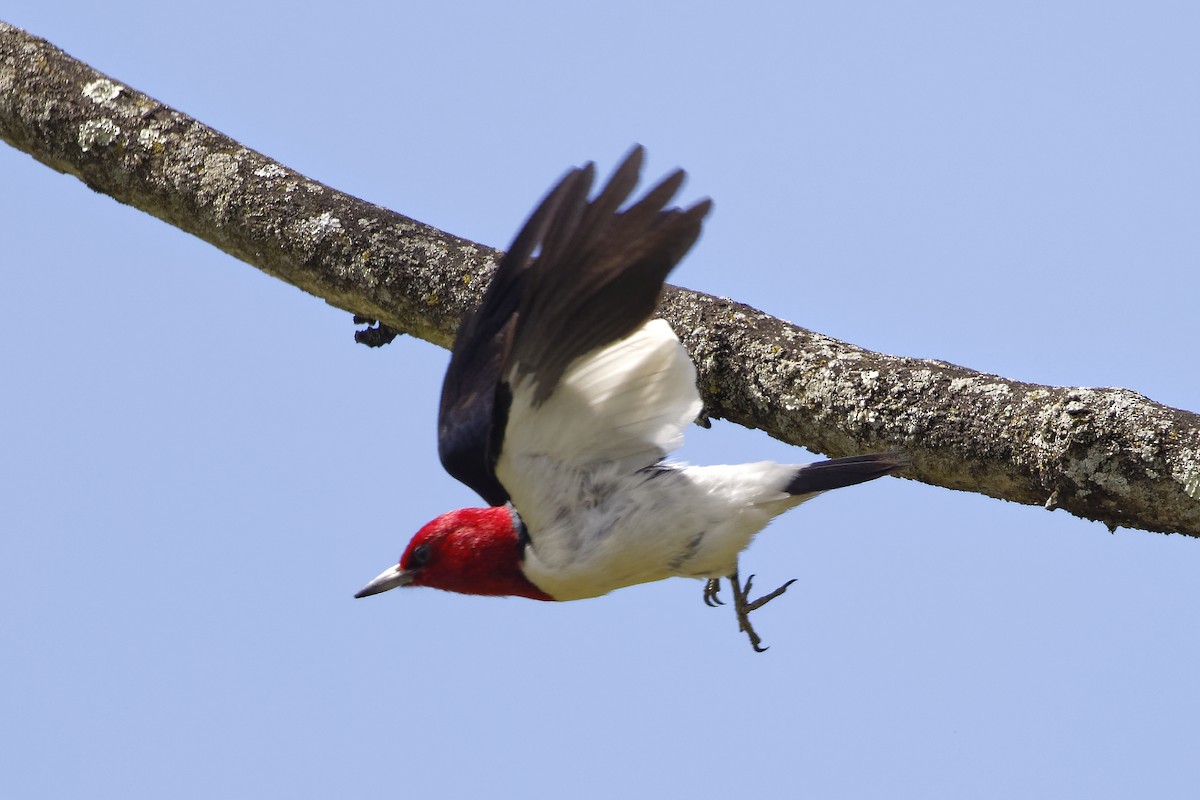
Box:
[785,452,909,496]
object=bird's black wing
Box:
[436,164,590,506]
[437,146,710,506]
[508,147,712,405]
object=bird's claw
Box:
[702,578,724,607]
[745,577,797,613]
[725,568,797,653]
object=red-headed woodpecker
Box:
[355,147,907,650]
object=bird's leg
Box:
[702,578,724,607]
[727,567,798,653]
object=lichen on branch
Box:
[2,21,1198,535]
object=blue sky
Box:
[2,2,1198,797]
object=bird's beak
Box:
[354,564,416,598]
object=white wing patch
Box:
[499,318,701,482]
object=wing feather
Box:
[500,318,701,484]
[436,146,710,506]
[436,166,593,505]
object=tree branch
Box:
[3,21,1198,535]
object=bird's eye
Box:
[408,544,432,568]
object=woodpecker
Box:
[355,147,907,650]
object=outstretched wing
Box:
[437,146,711,506]
[437,163,589,506]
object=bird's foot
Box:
[702,578,724,607]
[727,568,798,653]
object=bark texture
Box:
[3,22,1199,535]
